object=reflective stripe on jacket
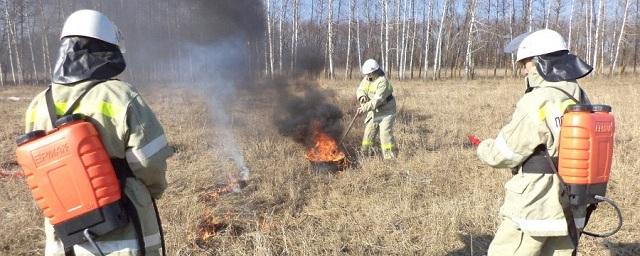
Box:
[476,69,589,236]
[356,75,396,123]
[25,79,172,255]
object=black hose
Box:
[582,195,623,238]
[83,229,105,256]
[152,199,167,256]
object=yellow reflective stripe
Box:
[537,107,546,121]
[538,99,577,121]
[54,102,69,116]
[382,143,395,150]
[26,100,123,124]
[362,140,373,146]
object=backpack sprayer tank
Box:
[558,104,614,206]
[15,114,128,251]
[557,104,622,237]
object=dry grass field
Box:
[1,77,638,255]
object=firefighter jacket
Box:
[476,69,589,237]
[25,79,173,255]
[356,75,396,124]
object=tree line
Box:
[1,0,638,86]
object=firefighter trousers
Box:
[488,218,574,256]
[361,113,397,159]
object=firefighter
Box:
[476,29,593,255]
[356,59,397,159]
[24,10,173,255]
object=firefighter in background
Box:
[24,10,173,255]
[356,59,397,159]
[475,29,593,255]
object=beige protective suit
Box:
[356,74,397,159]
[25,80,173,256]
[477,68,589,256]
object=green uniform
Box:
[25,80,173,256]
[477,69,589,256]
[356,75,397,159]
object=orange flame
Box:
[305,121,345,162]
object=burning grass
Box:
[1,77,639,255]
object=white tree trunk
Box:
[4,3,17,85]
[278,0,287,73]
[528,0,533,32]
[266,0,274,77]
[356,3,362,70]
[28,23,39,84]
[290,0,299,72]
[422,0,433,80]
[384,0,390,72]
[592,0,603,75]
[327,0,335,79]
[409,0,417,79]
[510,0,516,75]
[345,0,355,79]
[568,0,575,50]
[465,0,477,79]
[433,0,448,80]
[612,0,630,75]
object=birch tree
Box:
[422,0,433,80]
[609,0,630,74]
[327,0,335,79]
[464,0,478,79]
[433,0,448,80]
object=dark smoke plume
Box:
[269,76,344,147]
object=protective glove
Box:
[358,95,369,104]
[468,135,481,147]
[356,106,366,115]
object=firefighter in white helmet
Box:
[356,59,397,159]
[475,29,593,255]
[25,10,172,255]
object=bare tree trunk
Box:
[433,0,448,80]
[327,0,335,79]
[465,0,478,80]
[544,0,551,29]
[290,0,299,72]
[568,0,575,50]
[278,0,287,73]
[612,0,630,75]
[592,0,602,76]
[510,0,516,75]
[422,0,433,80]
[409,0,417,79]
[4,2,17,85]
[28,23,38,84]
[356,2,362,70]
[266,0,274,77]
[528,0,533,32]
[345,0,355,79]
[380,0,386,69]
[384,0,390,72]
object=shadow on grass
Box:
[446,233,493,256]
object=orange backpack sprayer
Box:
[556,104,622,237]
[15,82,127,255]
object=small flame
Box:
[305,120,345,162]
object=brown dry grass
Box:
[0,77,638,255]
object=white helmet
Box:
[60,10,126,52]
[504,29,567,62]
[361,59,380,75]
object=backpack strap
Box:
[44,80,106,128]
[547,86,585,104]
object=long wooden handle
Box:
[338,112,360,145]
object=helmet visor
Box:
[504,31,533,53]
